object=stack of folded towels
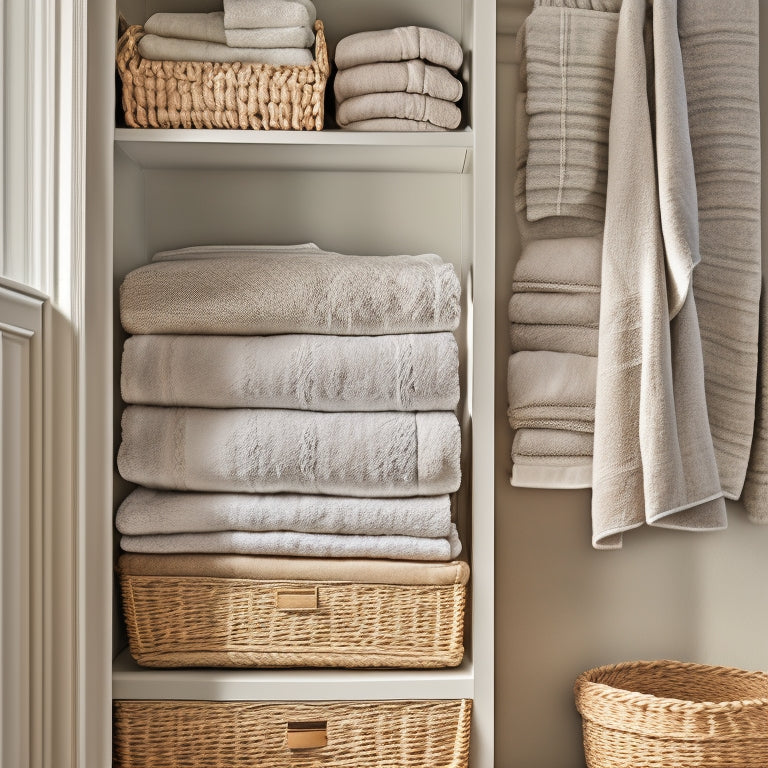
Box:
[334,27,464,131]
[137,0,317,66]
[116,243,463,562]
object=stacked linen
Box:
[137,0,317,66]
[334,27,464,131]
[117,243,463,562]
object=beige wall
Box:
[495,3,768,766]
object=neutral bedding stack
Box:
[333,26,464,131]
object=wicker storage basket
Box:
[574,660,768,768]
[118,555,468,668]
[116,20,329,129]
[113,698,472,768]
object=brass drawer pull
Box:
[286,720,328,750]
[275,587,318,610]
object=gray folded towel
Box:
[116,488,452,538]
[144,12,227,44]
[511,428,594,489]
[336,92,461,130]
[334,61,463,104]
[508,293,600,326]
[509,324,598,357]
[118,407,461,497]
[511,237,602,294]
[121,333,459,411]
[335,27,463,72]
[120,524,462,562]
[223,0,316,30]
[137,34,313,66]
[120,249,461,336]
[225,25,314,49]
[340,118,446,132]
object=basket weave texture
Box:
[574,660,768,768]
[116,20,329,129]
[113,698,472,768]
[120,573,466,668]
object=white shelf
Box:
[115,128,473,173]
[112,649,475,701]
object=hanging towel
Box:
[591,0,726,549]
[338,118,446,132]
[335,27,463,72]
[334,61,463,104]
[121,333,459,411]
[120,249,461,336]
[116,488,453,538]
[511,237,602,294]
[511,429,594,489]
[336,92,461,130]
[118,407,461,497]
[509,324,598,357]
[222,0,316,30]
[144,12,227,44]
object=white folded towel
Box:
[121,524,462,562]
[144,12,227,44]
[223,0,316,30]
[118,407,461,497]
[116,488,452,538]
[225,25,314,49]
[511,428,594,489]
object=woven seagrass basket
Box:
[116,20,329,129]
[113,698,472,768]
[574,660,768,768]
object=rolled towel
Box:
[334,61,463,104]
[144,12,227,44]
[509,324,598,356]
[336,93,461,130]
[511,237,602,294]
[116,488,453,538]
[335,27,463,72]
[508,293,600,326]
[223,0,316,30]
[120,249,461,336]
[120,524,462,561]
[137,35,313,66]
[507,351,596,432]
[122,333,460,411]
[340,118,446,132]
[511,428,594,489]
[118,407,461,496]
[225,25,314,48]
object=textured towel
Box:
[120,249,461,336]
[118,407,461,497]
[679,0,761,500]
[508,293,600,326]
[116,488,452,538]
[509,324,598,356]
[118,552,471,586]
[224,25,314,49]
[144,12,227,44]
[336,93,461,130]
[137,34,313,65]
[340,119,446,132]
[591,0,726,549]
[334,61,463,104]
[335,27,463,72]
[121,524,462,562]
[511,237,602,294]
[510,428,594,488]
[507,351,596,432]
[121,333,459,411]
[223,0,316,30]
[521,6,618,223]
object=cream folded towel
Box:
[334,61,463,104]
[511,237,602,294]
[116,488,452,538]
[137,34,313,65]
[336,93,461,130]
[335,27,463,72]
[223,0,316,30]
[509,324,598,357]
[120,249,461,336]
[224,25,314,49]
[144,12,227,44]
[121,524,462,562]
[508,293,600,326]
[339,119,446,132]
[121,333,459,411]
[510,428,594,489]
[118,407,461,497]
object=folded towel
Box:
[508,293,600,326]
[334,61,463,104]
[520,6,618,223]
[144,12,227,44]
[223,0,316,30]
[152,242,324,262]
[509,324,598,356]
[511,237,602,294]
[118,407,461,497]
[120,249,461,336]
[513,428,594,458]
[336,93,461,130]
[118,552,471,586]
[535,0,622,9]
[121,524,462,562]
[507,351,596,432]
[224,25,314,49]
[340,118,446,132]
[335,27,463,72]
[116,488,452,538]
[122,333,460,411]
[137,34,313,66]
[679,0,761,500]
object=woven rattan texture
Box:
[120,574,466,668]
[113,699,472,768]
[116,21,328,129]
[574,660,768,767]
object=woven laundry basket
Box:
[118,554,469,668]
[113,698,472,768]
[115,20,329,129]
[574,660,768,768]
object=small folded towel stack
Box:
[117,243,464,562]
[333,27,464,131]
[137,0,317,66]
